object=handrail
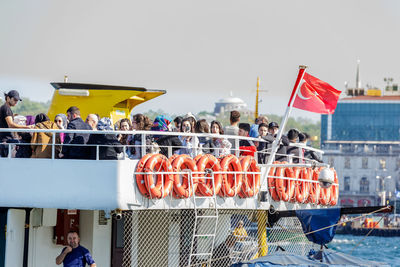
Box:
[0,128,323,152]
[0,127,324,165]
[288,142,324,154]
[0,128,263,142]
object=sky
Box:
[1,0,400,121]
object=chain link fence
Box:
[121,209,319,267]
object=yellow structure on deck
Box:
[47,83,166,123]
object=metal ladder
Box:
[187,170,219,267]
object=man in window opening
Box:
[56,231,96,266]
[211,235,236,267]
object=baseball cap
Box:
[268,122,279,128]
[7,90,22,101]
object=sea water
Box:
[330,234,400,266]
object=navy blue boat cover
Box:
[309,249,389,266]
[231,252,327,267]
[295,208,340,245]
[231,250,387,267]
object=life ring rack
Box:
[134,153,338,205]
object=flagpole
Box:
[260,65,308,192]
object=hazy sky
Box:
[1,0,400,120]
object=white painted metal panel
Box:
[0,158,324,211]
[0,159,121,210]
[5,209,25,267]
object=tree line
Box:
[0,99,321,148]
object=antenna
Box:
[254,77,268,120]
[255,77,260,119]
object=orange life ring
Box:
[294,167,311,203]
[218,155,243,197]
[329,168,339,206]
[239,156,261,198]
[318,168,331,205]
[275,162,295,202]
[143,154,174,198]
[290,167,301,202]
[171,154,199,198]
[168,154,180,164]
[268,161,281,201]
[169,154,182,198]
[306,168,321,204]
[193,154,203,163]
[135,153,155,197]
[196,154,222,196]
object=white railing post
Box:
[192,135,196,157]
[141,133,146,157]
[288,154,293,164]
[123,145,126,159]
[235,138,239,157]
[51,132,55,160]
[8,143,11,158]
[168,146,172,158]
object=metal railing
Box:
[0,128,331,200]
[0,128,325,162]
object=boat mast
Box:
[255,77,260,120]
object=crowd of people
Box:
[0,90,322,163]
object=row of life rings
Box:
[135,153,261,199]
[268,162,338,206]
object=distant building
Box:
[321,62,400,207]
[214,96,248,115]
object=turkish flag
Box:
[288,71,341,114]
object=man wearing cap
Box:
[0,90,31,157]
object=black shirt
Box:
[0,103,13,141]
[62,117,92,159]
[287,141,300,163]
[155,135,182,157]
[87,133,123,160]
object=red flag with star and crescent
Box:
[288,71,341,114]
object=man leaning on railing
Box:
[0,90,33,157]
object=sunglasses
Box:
[55,120,62,123]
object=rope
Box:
[272,206,389,245]
[349,215,385,255]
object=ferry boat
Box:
[0,80,347,267]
